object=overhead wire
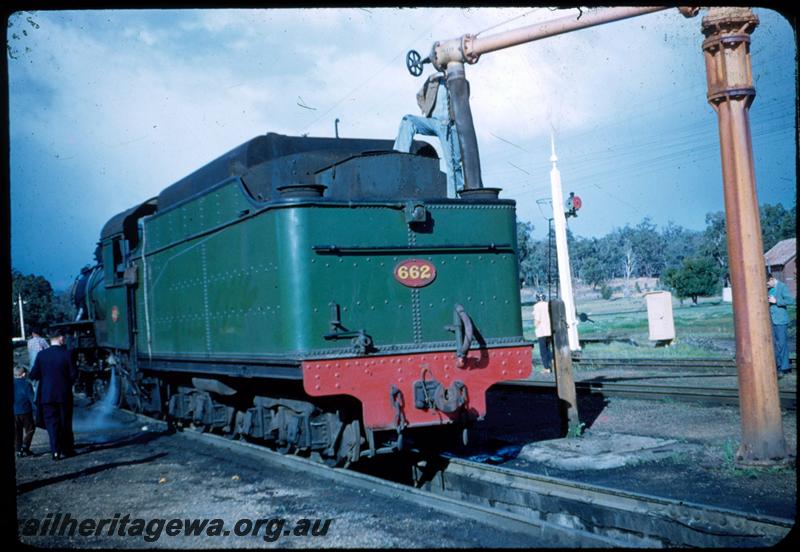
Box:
[482,92,794,189]
[291,7,794,212]
[472,8,545,37]
[496,120,794,199]
[296,8,448,135]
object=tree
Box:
[661,221,703,272]
[516,221,537,286]
[760,202,796,252]
[698,203,796,283]
[11,270,55,335]
[52,289,76,324]
[581,257,606,289]
[630,217,666,278]
[699,211,728,275]
[622,242,637,297]
[608,226,637,296]
[663,257,721,304]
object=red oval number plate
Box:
[394,259,437,288]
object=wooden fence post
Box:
[549,299,582,437]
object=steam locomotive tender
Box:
[69,133,532,464]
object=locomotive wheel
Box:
[122,376,143,413]
[92,378,108,403]
[337,420,362,466]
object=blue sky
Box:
[7,8,797,290]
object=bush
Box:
[600,284,613,300]
[663,257,721,304]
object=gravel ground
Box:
[469,385,797,520]
[12,344,796,544]
[14,398,550,548]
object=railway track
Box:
[128,411,612,546]
[413,455,793,547]
[128,409,792,547]
[571,356,796,371]
[501,380,797,410]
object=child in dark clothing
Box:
[14,365,36,457]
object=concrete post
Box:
[549,135,580,351]
[549,299,581,437]
[701,7,786,463]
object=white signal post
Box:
[549,134,580,351]
[18,294,26,340]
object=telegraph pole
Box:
[701,7,786,463]
[535,198,555,299]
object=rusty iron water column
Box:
[701,7,787,463]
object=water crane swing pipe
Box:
[431,6,670,69]
[424,6,699,191]
[446,62,483,190]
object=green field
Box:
[522,295,797,359]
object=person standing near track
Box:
[26,328,49,370]
[767,272,795,378]
[533,292,553,374]
[29,330,77,460]
[13,365,36,457]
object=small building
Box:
[764,238,796,297]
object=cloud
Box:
[8,8,796,287]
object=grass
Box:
[722,438,738,471]
[717,438,793,477]
[521,294,796,360]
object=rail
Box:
[500,380,797,410]
[413,454,793,547]
[126,411,612,545]
[571,356,797,371]
[127,409,792,547]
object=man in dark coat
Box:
[29,331,77,460]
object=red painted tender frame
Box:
[302,345,532,430]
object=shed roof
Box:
[764,238,796,266]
